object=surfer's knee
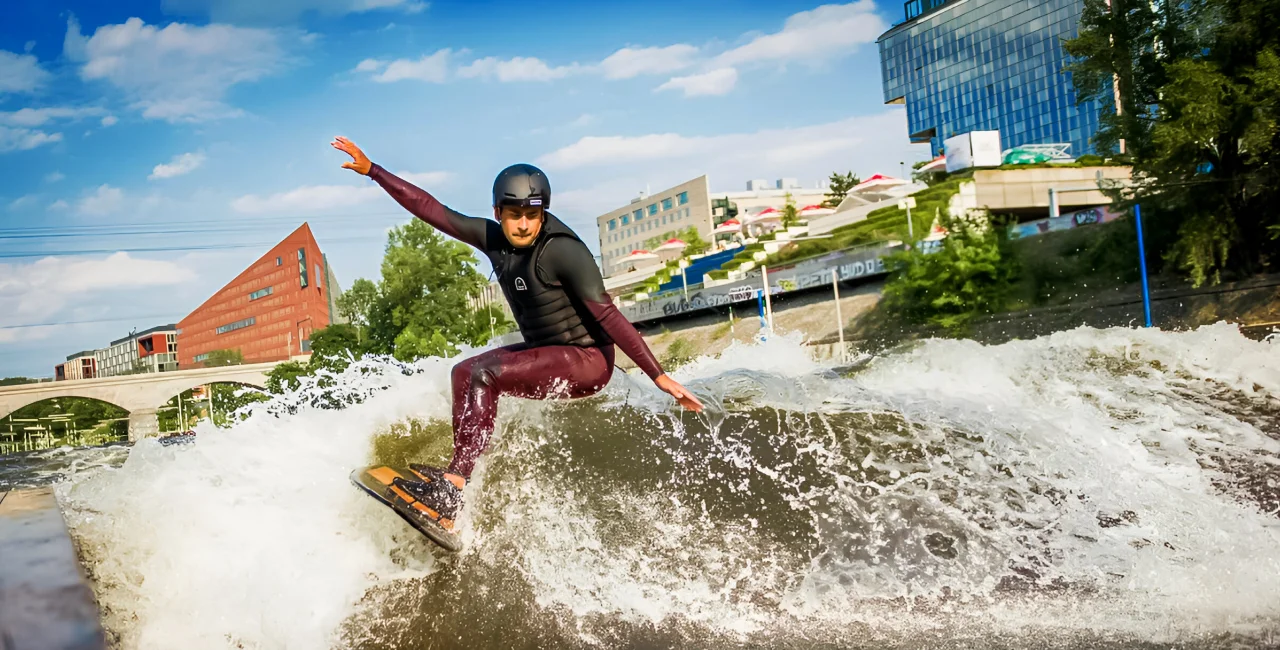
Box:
[469,357,501,389]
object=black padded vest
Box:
[493,213,606,348]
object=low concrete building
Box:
[595,176,828,277]
[53,351,99,381]
[94,325,178,378]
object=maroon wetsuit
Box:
[369,164,664,479]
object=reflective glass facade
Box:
[878,0,1103,157]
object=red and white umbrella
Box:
[621,249,659,261]
[850,174,909,193]
[799,204,834,217]
[654,238,687,252]
[712,219,742,234]
[744,209,780,225]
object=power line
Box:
[0,314,186,331]
[0,236,391,260]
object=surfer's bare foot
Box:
[443,472,465,489]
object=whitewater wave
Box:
[53,323,1280,649]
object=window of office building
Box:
[298,248,308,288]
[677,191,688,205]
[249,286,273,301]
[633,209,642,221]
[647,204,658,216]
[608,219,617,230]
[622,215,630,225]
[216,317,256,335]
[662,198,673,211]
[276,256,282,266]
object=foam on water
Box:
[54,323,1280,649]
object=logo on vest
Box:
[514,277,528,291]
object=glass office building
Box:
[878,0,1104,157]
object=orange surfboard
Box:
[350,465,462,552]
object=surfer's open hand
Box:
[331,136,372,175]
[655,374,703,412]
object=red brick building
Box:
[178,223,343,367]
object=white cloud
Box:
[0,50,50,94]
[230,170,451,213]
[656,68,738,97]
[149,152,206,180]
[101,115,118,127]
[713,1,886,67]
[8,195,39,211]
[457,56,581,82]
[24,41,36,53]
[535,112,930,223]
[77,185,125,216]
[600,45,698,80]
[0,126,62,153]
[49,199,69,211]
[69,17,289,123]
[363,49,452,83]
[0,253,196,327]
[45,171,65,183]
[160,0,427,23]
[0,106,107,128]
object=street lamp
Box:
[898,196,917,243]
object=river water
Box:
[6,324,1279,649]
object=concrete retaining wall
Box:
[0,488,106,649]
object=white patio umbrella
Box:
[799,204,835,217]
[654,238,687,252]
[712,219,742,235]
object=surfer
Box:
[332,136,704,531]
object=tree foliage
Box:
[782,192,799,229]
[822,171,860,208]
[880,211,1018,334]
[1064,0,1280,285]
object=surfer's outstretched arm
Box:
[543,238,704,411]
[330,136,491,250]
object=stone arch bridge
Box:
[0,362,279,440]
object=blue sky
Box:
[0,0,929,378]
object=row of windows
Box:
[249,286,274,301]
[604,208,692,245]
[607,191,689,231]
[216,317,256,335]
[193,353,210,362]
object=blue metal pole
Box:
[756,290,767,329]
[1134,204,1153,327]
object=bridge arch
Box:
[0,395,130,453]
[0,362,280,441]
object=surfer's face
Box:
[496,206,544,248]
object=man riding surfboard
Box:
[332,136,703,533]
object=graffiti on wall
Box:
[634,248,893,321]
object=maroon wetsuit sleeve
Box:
[368,163,491,250]
[541,238,666,380]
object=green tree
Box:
[366,219,490,360]
[336,277,378,331]
[0,377,40,386]
[203,349,244,367]
[1133,0,1280,284]
[880,211,1018,334]
[266,361,309,394]
[822,171,860,208]
[781,192,799,228]
[678,225,710,255]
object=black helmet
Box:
[492,163,551,209]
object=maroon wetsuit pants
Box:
[448,342,616,479]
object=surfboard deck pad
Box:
[350,465,462,553]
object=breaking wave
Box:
[52,323,1280,649]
